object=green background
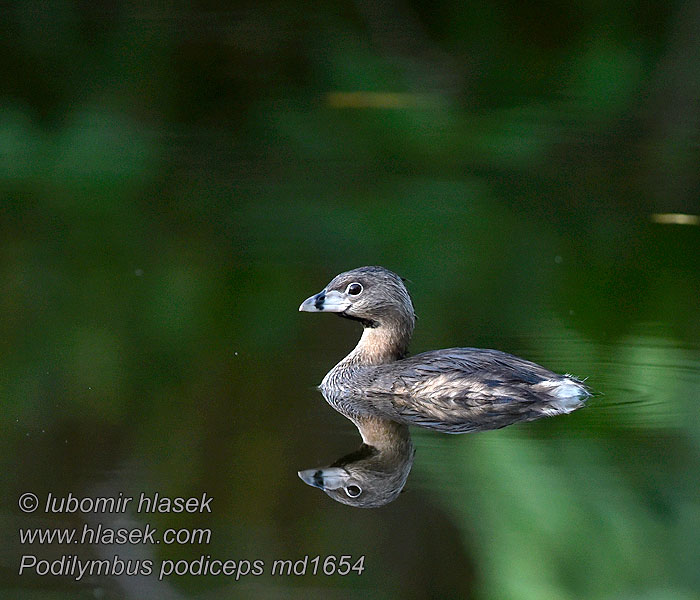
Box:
[1,1,699,598]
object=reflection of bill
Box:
[299,421,414,508]
[299,266,590,507]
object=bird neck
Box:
[344,319,413,366]
[354,416,413,454]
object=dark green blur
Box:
[1,2,699,599]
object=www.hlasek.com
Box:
[17,492,365,581]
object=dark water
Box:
[2,2,700,599]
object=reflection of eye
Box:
[345,484,362,498]
[347,283,363,296]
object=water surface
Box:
[1,2,699,598]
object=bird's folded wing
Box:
[362,348,562,432]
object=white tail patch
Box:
[534,377,588,414]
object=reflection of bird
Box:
[298,420,414,508]
[298,266,590,506]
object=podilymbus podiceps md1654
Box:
[298,266,590,506]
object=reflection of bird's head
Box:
[299,266,415,332]
[298,434,415,508]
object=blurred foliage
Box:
[1,1,699,599]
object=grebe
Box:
[298,266,589,506]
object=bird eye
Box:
[345,484,362,498]
[346,283,363,296]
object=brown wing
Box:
[362,348,579,433]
